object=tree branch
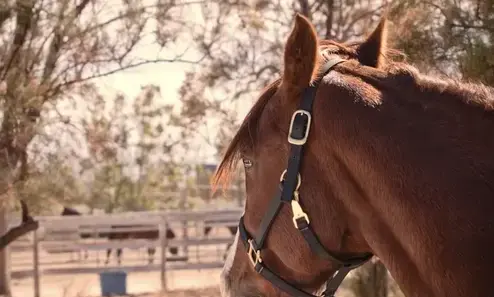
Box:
[42,0,92,82]
[0,5,11,30]
[324,0,334,39]
[1,0,36,79]
[340,4,387,41]
[297,0,311,19]
[449,23,494,31]
[55,57,205,92]
[0,200,38,250]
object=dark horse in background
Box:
[61,207,178,265]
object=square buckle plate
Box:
[288,110,312,145]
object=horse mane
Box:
[212,78,281,191]
[212,41,494,191]
[335,56,494,111]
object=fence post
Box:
[33,228,40,297]
[180,188,188,259]
[159,218,168,292]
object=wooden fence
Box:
[9,208,243,297]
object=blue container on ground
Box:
[99,270,127,296]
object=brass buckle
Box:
[247,239,262,266]
[292,191,310,229]
[288,110,312,145]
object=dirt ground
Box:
[9,226,351,297]
[10,226,230,297]
[140,287,220,297]
[12,269,222,297]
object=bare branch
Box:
[56,57,205,90]
[297,0,311,19]
[449,23,494,30]
[0,200,38,250]
[340,4,387,41]
[42,0,92,82]
[324,0,334,39]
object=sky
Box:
[34,1,236,167]
[94,53,220,164]
[90,1,242,165]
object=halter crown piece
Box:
[237,56,373,297]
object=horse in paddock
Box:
[216,14,494,297]
[61,207,179,265]
[102,224,179,265]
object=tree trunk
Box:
[0,208,11,296]
[0,167,17,297]
[0,122,26,296]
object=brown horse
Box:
[215,14,494,297]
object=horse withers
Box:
[215,14,494,297]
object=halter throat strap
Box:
[237,57,373,297]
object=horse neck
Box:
[309,79,494,297]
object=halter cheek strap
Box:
[237,57,373,297]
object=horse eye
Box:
[243,159,253,168]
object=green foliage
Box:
[13,157,85,215]
[460,41,494,84]
[0,0,202,201]
[389,0,494,85]
[76,84,199,213]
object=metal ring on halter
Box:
[279,169,302,191]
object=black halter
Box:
[237,57,373,297]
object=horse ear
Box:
[282,14,320,91]
[356,18,388,68]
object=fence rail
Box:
[40,237,234,251]
[9,208,243,297]
[13,262,226,279]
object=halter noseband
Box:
[237,57,373,297]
